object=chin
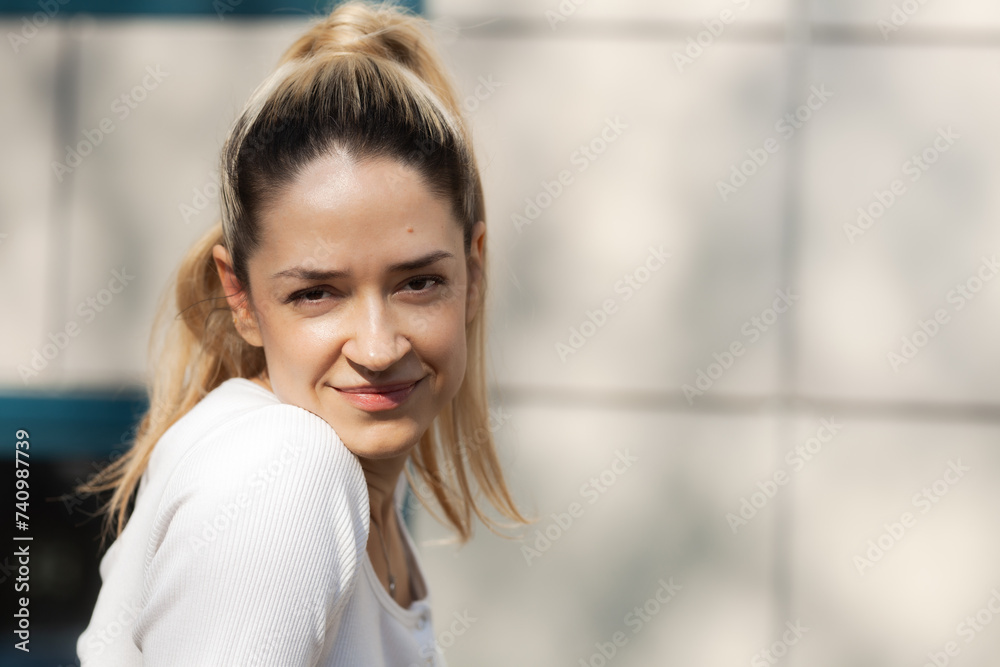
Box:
[332,419,424,461]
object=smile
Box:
[333,377,423,412]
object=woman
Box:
[75,2,528,664]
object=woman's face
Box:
[215,153,485,460]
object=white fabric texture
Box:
[76,377,445,666]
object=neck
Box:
[360,451,409,528]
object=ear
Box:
[212,243,264,347]
[465,220,486,325]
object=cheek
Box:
[254,307,336,384]
[415,302,468,383]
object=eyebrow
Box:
[271,249,456,281]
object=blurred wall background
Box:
[2,0,1000,665]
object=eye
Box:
[402,275,447,293]
[288,287,333,304]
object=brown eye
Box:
[403,276,446,293]
[289,288,333,304]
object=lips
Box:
[333,377,423,412]
[336,380,421,394]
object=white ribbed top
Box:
[76,378,446,666]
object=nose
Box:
[341,292,412,374]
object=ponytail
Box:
[76,221,265,547]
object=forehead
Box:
[253,153,461,270]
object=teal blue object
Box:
[0,388,148,460]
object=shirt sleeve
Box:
[132,403,369,666]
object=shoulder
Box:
[175,399,364,490]
[134,400,372,660]
[146,397,370,586]
[144,378,286,478]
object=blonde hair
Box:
[77,0,528,548]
